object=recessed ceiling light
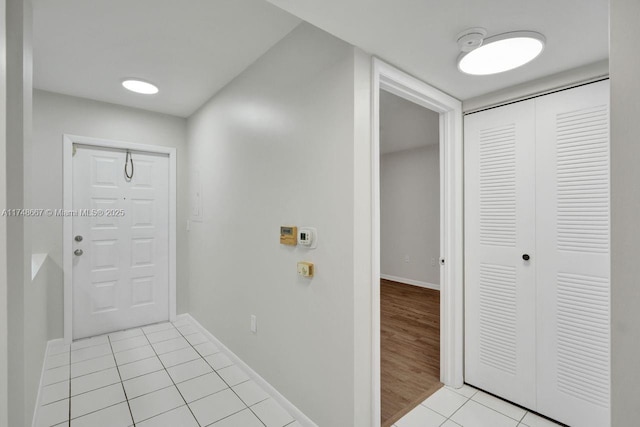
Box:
[122,79,159,95]
[457,31,546,76]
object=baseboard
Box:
[380,274,440,291]
[32,338,65,427]
[179,313,317,427]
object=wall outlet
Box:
[250,315,257,334]
[297,262,314,278]
[431,257,436,267]
[404,255,410,263]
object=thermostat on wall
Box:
[297,227,317,249]
[280,226,298,245]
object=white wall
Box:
[0,0,8,423]
[32,89,189,339]
[380,90,440,154]
[187,23,365,426]
[380,144,440,287]
[6,0,32,424]
[25,255,50,423]
[611,0,640,424]
[352,48,373,427]
[462,60,609,113]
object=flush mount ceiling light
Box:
[457,29,546,76]
[122,79,159,95]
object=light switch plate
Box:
[250,315,257,333]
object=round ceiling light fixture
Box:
[457,30,545,76]
[122,79,159,95]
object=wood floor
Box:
[381,279,441,427]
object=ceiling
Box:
[33,0,609,117]
[380,90,439,155]
[32,0,301,117]
[265,0,609,100]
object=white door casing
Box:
[64,135,176,343]
[371,58,464,427]
[464,99,537,409]
[535,80,610,427]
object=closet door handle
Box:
[522,254,530,261]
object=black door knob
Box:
[522,254,530,261]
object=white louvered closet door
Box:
[535,80,610,427]
[464,100,537,409]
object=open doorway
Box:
[379,90,442,425]
[371,58,464,427]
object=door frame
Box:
[371,58,464,424]
[62,134,177,344]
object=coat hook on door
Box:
[125,150,134,180]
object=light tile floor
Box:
[35,317,300,427]
[394,384,565,427]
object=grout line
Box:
[116,354,158,368]
[112,342,156,354]
[185,385,232,405]
[68,398,128,423]
[131,404,194,426]
[441,393,469,424]
[109,332,145,343]
[69,377,121,399]
[119,367,165,383]
[518,411,527,423]
[201,407,256,427]
[172,369,219,386]
[422,394,470,420]
[467,391,531,422]
[173,369,237,387]
[68,342,72,427]
[39,395,70,407]
[125,383,175,402]
[141,325,203,427]
[69,338,110,350]
[248,396,270,408]
[172,321,269,427]
[107,334,138,426]
[69,362,117,381]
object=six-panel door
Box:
[72,145,170,340]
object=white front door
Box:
[72,144,170,340]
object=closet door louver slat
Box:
[464,100,537,410]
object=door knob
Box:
[74,249,83,256]
[75,235,83,242]
[522,254,530,261]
